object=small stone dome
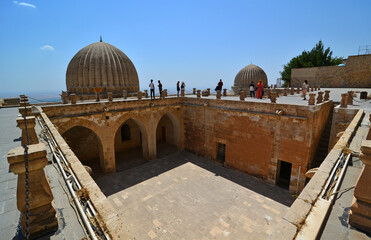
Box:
[66,39,139,95]
[233,64,268,92]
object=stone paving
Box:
[96,151,294,240]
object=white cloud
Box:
[40,45,55,51]
[13,1,36,8]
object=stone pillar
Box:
[17,116,39,145]
[308,93,316,105]
[138,91,142,100]
[181,89,185,97]
[207,88,211,96]
[349,140,371,234]
[123,90,128,99]
[283,88,287,96]
[108,92,113,102]
[223,88,227,97]
[216,90,221,99]
[196,90,201,98]
[318,86,321,90]
[161,91,165,98]
[144,90,149,98]
[348,91,354,105]
[324,90,330,101]
[270,92,277,103]
[296,88,300,94]
[340,93,348,108]
[290,87,295,95]
[61,91,68,104]
[311,87,314,92]
[274,85,277,89]
[240,91,246,101]
[314,87,317,91]
[276,90,280,98]
[164,89,168,97]
[70,94,77,104]
[267,89,271,99]
[7,143,58,238]
[317,91,323,104]
[193,88,196,95]
[19,106,34,117]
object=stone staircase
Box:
[311,104,334,168]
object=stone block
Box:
[283,198,312,227]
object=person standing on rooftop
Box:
[149,79,155,99]
[158,80,163,97]
[302,80,309,100]
[249,81,255,98]
[176,81,180,97]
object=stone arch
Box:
[155,111,181,157]
[61,125,104,176]
[113,117,149,171]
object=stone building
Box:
[290,54,371,88]
[232,64,268,94]
[66,37,139,99]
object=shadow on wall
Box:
[94,150,295,207]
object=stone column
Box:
[193,88,196,94]
[240,91,246,101]
[276,90,280,98]
[297,88,300,94]
[223,88,227,96]
[164,89,168,97]
[317,91,323,104]
[144,90,149,98]
[138,91,142,100]
[318,86,321,90]
[274,85,277,89]
[340,93,348,108]
[161,91,165,98]
[216,90,221,99]
[207,88,211,96]
[290,87,295,95]
[70,94,77,104]
[17,116,39,145]
[308,93,316,105]
[349,140,371,234]
[108,92,113,102]
[283,88,287,96]
[19,106,34,117]
[314,87,317,91]
[123,90,128,99]
[61,91,68,104]
[311,87,314,92]
[324,90,330,101]
[181,89,185,97]
[348,91,354,105]
[267,89,271,99]
[196,90,201,98]
[7,143,58,238]
[270,92,277,103]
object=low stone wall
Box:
[38,108,134,240]
[268,109,365,240]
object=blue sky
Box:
[0,0,370,98]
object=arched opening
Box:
[156,113,180,158]
[114,119,148,172]
[62,126,104,176]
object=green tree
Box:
[280,40,343,85]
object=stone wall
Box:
[328,107,359,150]
[291,54,371,88]
[41,97,332,194]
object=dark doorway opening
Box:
[216,143,226,163]
[277,160,292,189]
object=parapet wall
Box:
[291,54,371,88]
[268,109,365,240]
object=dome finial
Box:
[100,36,102,42]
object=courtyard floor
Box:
[95,151,295,240]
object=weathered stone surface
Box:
[16,116,39,145]
[308,93,316,105]
[70,94,77,104]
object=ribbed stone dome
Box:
[66,40,139,95]
[233,64,268,88]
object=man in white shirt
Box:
[149,79,155,99]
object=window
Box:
[121,124,131,141]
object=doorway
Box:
[216,143,226,163]
[277,160,292,189]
